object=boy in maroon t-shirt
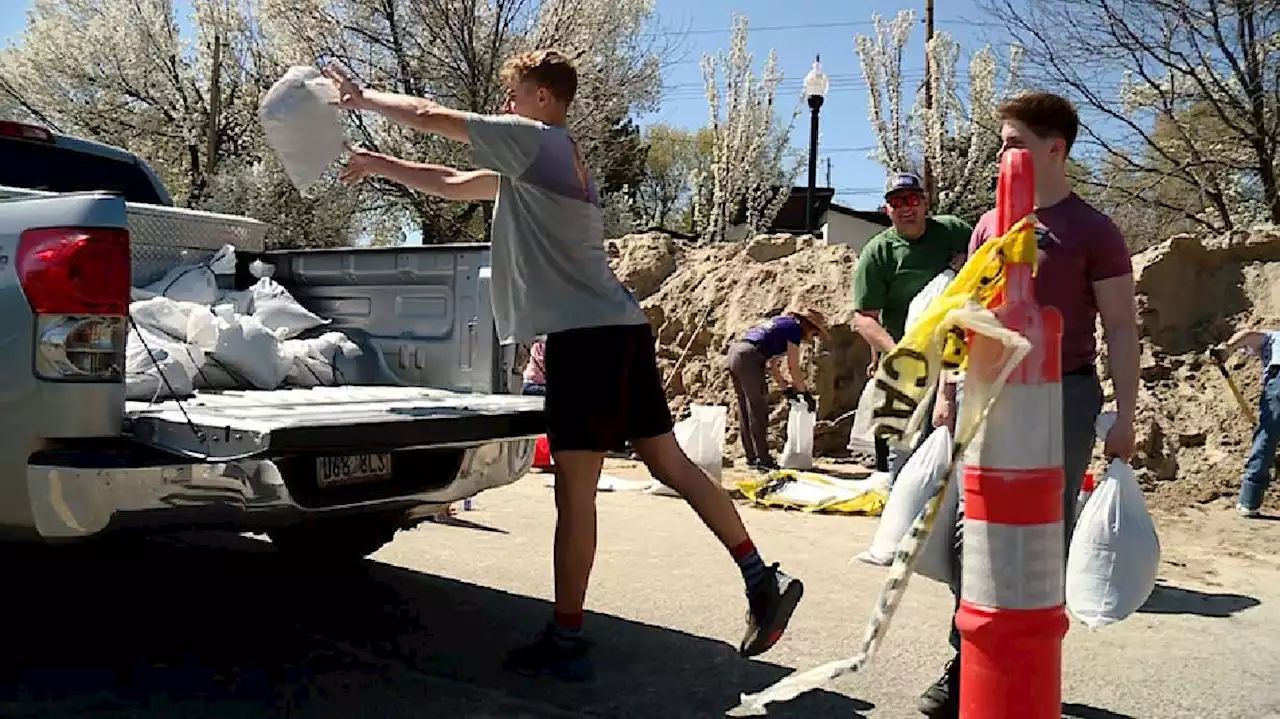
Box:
[919,92,1140,718]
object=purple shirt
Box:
[744,315,804,360]
[969,193,1132,372]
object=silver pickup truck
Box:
[0,120,543,561]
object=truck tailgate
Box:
[125,386,544,460]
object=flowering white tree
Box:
[693,15,801,243]
[982,0,1280,232]
[257,0,665,241]
[0,0,364,247]
[855,9,1022,221]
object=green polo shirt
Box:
[852,215,972,341]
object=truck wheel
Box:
[267,515,400,563]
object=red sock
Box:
[552,610,584,632]
[730,539,757,562]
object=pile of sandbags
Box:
[125,244,362,402]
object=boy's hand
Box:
[800,392,817,413]
[339,145,383,185]
[322,62,367,110]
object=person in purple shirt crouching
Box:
[727,308,830,471]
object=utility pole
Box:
[922,0,936,210]
[825,157,832,188]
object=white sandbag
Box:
[1066,457,1161,629]
[856,426,953,566]
[649,403,727,496]
[215,288,254,316]
[129,296,206,340]
[281,331,362,387]
[779,399,816,470]
[249,259,276,279]
[914,461,961,585]
[249,277,328,340]
[140,244,238,305]
[259,66,347,193]
[905,269,955,335]
[125,324,205,401]
[187,306,291,390]
[846,379,877,453]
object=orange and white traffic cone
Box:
[956,147,1070,719]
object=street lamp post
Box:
[803,56,829,235]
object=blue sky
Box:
[0,0,1006,212]
[645,0,1000,207]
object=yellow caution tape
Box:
[868,216,1040,448]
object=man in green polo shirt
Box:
[853,172,970,473]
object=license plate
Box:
[316,453,392,487]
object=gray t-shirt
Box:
[465,113,647,345]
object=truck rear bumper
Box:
[25,438,535,541]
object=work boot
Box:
[917,655,960,717]
[739,564,804,657]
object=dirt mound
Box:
[609,232,871,458]
[1097,226,1280,513]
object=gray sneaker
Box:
[1238,503,1261,518]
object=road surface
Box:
[2,465,1278,718]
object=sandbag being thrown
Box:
[259,66,347,194]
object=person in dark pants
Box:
[921,91,1137,718]
[324,50,805,682]
[727,308,829,471]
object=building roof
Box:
[824,203,892,227]
[767,186,892,232]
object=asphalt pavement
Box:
[2,471,1278,719]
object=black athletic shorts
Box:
[543,323,675,453]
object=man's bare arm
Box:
[853,310,896,354]
[322,65,471,143]
[360,91,472,144]
[785,344,810,393]
[1095,274,1140,425]
[349,152,498,201]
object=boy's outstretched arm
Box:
[340,146,498,202]
[323,64,471,144]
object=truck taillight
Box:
[18,227,130,381]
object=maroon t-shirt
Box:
[969,194,1131,373]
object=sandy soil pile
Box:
[610,226,1280,513]
[1096,227,1280,512]
[608,232,871,458]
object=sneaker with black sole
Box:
[739,563,804,657]
[917,655,960,718]
[502,627,595,682]
[751,458,780,474]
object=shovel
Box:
[1210,348,1255,420]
